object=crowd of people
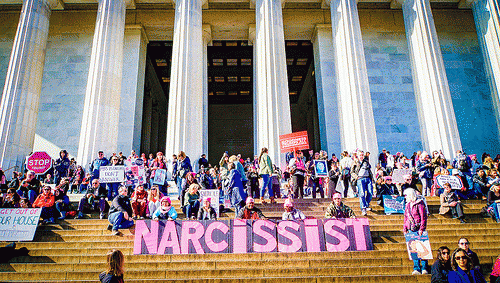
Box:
[2,147,500,281]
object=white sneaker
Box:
[421,270,428,275]
[361,209,367,216]
[412,270,421,275]
[366,207,372,211]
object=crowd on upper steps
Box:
[1,147,500,282]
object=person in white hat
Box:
[325,193,355,219]
[282,198,306,220]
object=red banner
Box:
[279,131,309,153]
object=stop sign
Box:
[26,152,52,175]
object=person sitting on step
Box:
[431,246,452,283]
[32,185,56,224]
[457,237,481,271]
[147,185,163,219]
[183,183,201,219]
[107,186,134,236]
[197,197,217,220]
[282,198,306,220]
[152,196,177,220]
[77,179,109,219]
[237,197,265,220]
[448,248,486,283]
[439,182,466,223]
[131,185,148,219]
[325,193,355,219]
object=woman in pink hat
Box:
[282,198,305,220]
[152,196,177,220]
[197,197,217,220]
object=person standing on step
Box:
[403,188,428,275]
[351,150,374,216]
[339,151,355,198]
[258,147,275,204]
[53,150,70,186]
[457,237,481,271]
[224,162,247,217]
[325,193,355,219]
[288,149,306,199]
[107,186,134,236]
[448,248,486,283]
[431,246,452,283]
[99,250,125,283]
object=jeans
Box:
[176,176,183,197]
[107,183,120,201]
[421,178,432,196]
[260,174,274,198]
[357,177,373,209]
[412,259,428,272]
[108,211,134,231]
[311,178,324,199]
[183,200,200,218]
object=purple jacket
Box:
[403,199,427,233]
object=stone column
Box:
[472,0,500,126]
[253,0,292,167]
[165,0,206,160]
[202,25,212,158]
[327,0,378,163]
[118,25,148,154]
[400,0,462,159]
[77,0,127,168]
[0,0,56,170]
[312,24,341,155]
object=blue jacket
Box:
[90,157,109,179]
[448,267,486,283]
[177,157,192,178]
[416,160,433,179]
[152,206,177,220]
[225,169,247,207]
[54,157,70,177]
[235,161,248,182]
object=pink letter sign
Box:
[133,219,372,255]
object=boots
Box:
[260,197,267,204]
[270,197,276,204]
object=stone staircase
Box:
[1,197,499,282]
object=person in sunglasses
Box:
[457,238,481,271]
[448,248,486,283]
[431,246,452,283]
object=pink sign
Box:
[134,219,373,255]
[26,152,52,175]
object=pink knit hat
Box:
[160,196,171,204]
[332,192,342,199]
[284,198,293,208]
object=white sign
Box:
[199,189,220,218]
[392,169,413,184]
[0,208,42,241]
[435,175,464,190]
[153,169,167,185]
[99,166,125,183]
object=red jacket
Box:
[33,193,55,208]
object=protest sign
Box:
[383,195,405,214]
[125,161,146,186]
[153,169,166,185]
[314,160,328,177]
[435,175,464,190]
[392,169,413,184]
[405,231,433,260]
[26,152,52,175]
[0,208,42,241]
[134,218,373,255]
[279,131,309,153]
[199,189,220,218]
[99,166,125,183]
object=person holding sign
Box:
[448,248,486,283]
[439,183,466,223]
[403,188,428,275]
[197,197,217,220]
[288,149,306,199]
[152,196,177,220]
[325,193,355,219]
[106,157,123,201]
[376,176,399,207]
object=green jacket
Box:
[259,153,273,175]
[325,202,355,219]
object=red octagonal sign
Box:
[26,152,52,175]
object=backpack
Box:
[457,154,470,171]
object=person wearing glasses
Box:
[458,238,481,271]
[448,248,486,283]
[90,151,109,183]
[431,246,452,283]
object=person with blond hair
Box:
[99,250,124,283]
[147,185,163,218]
[183,183,200,219]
